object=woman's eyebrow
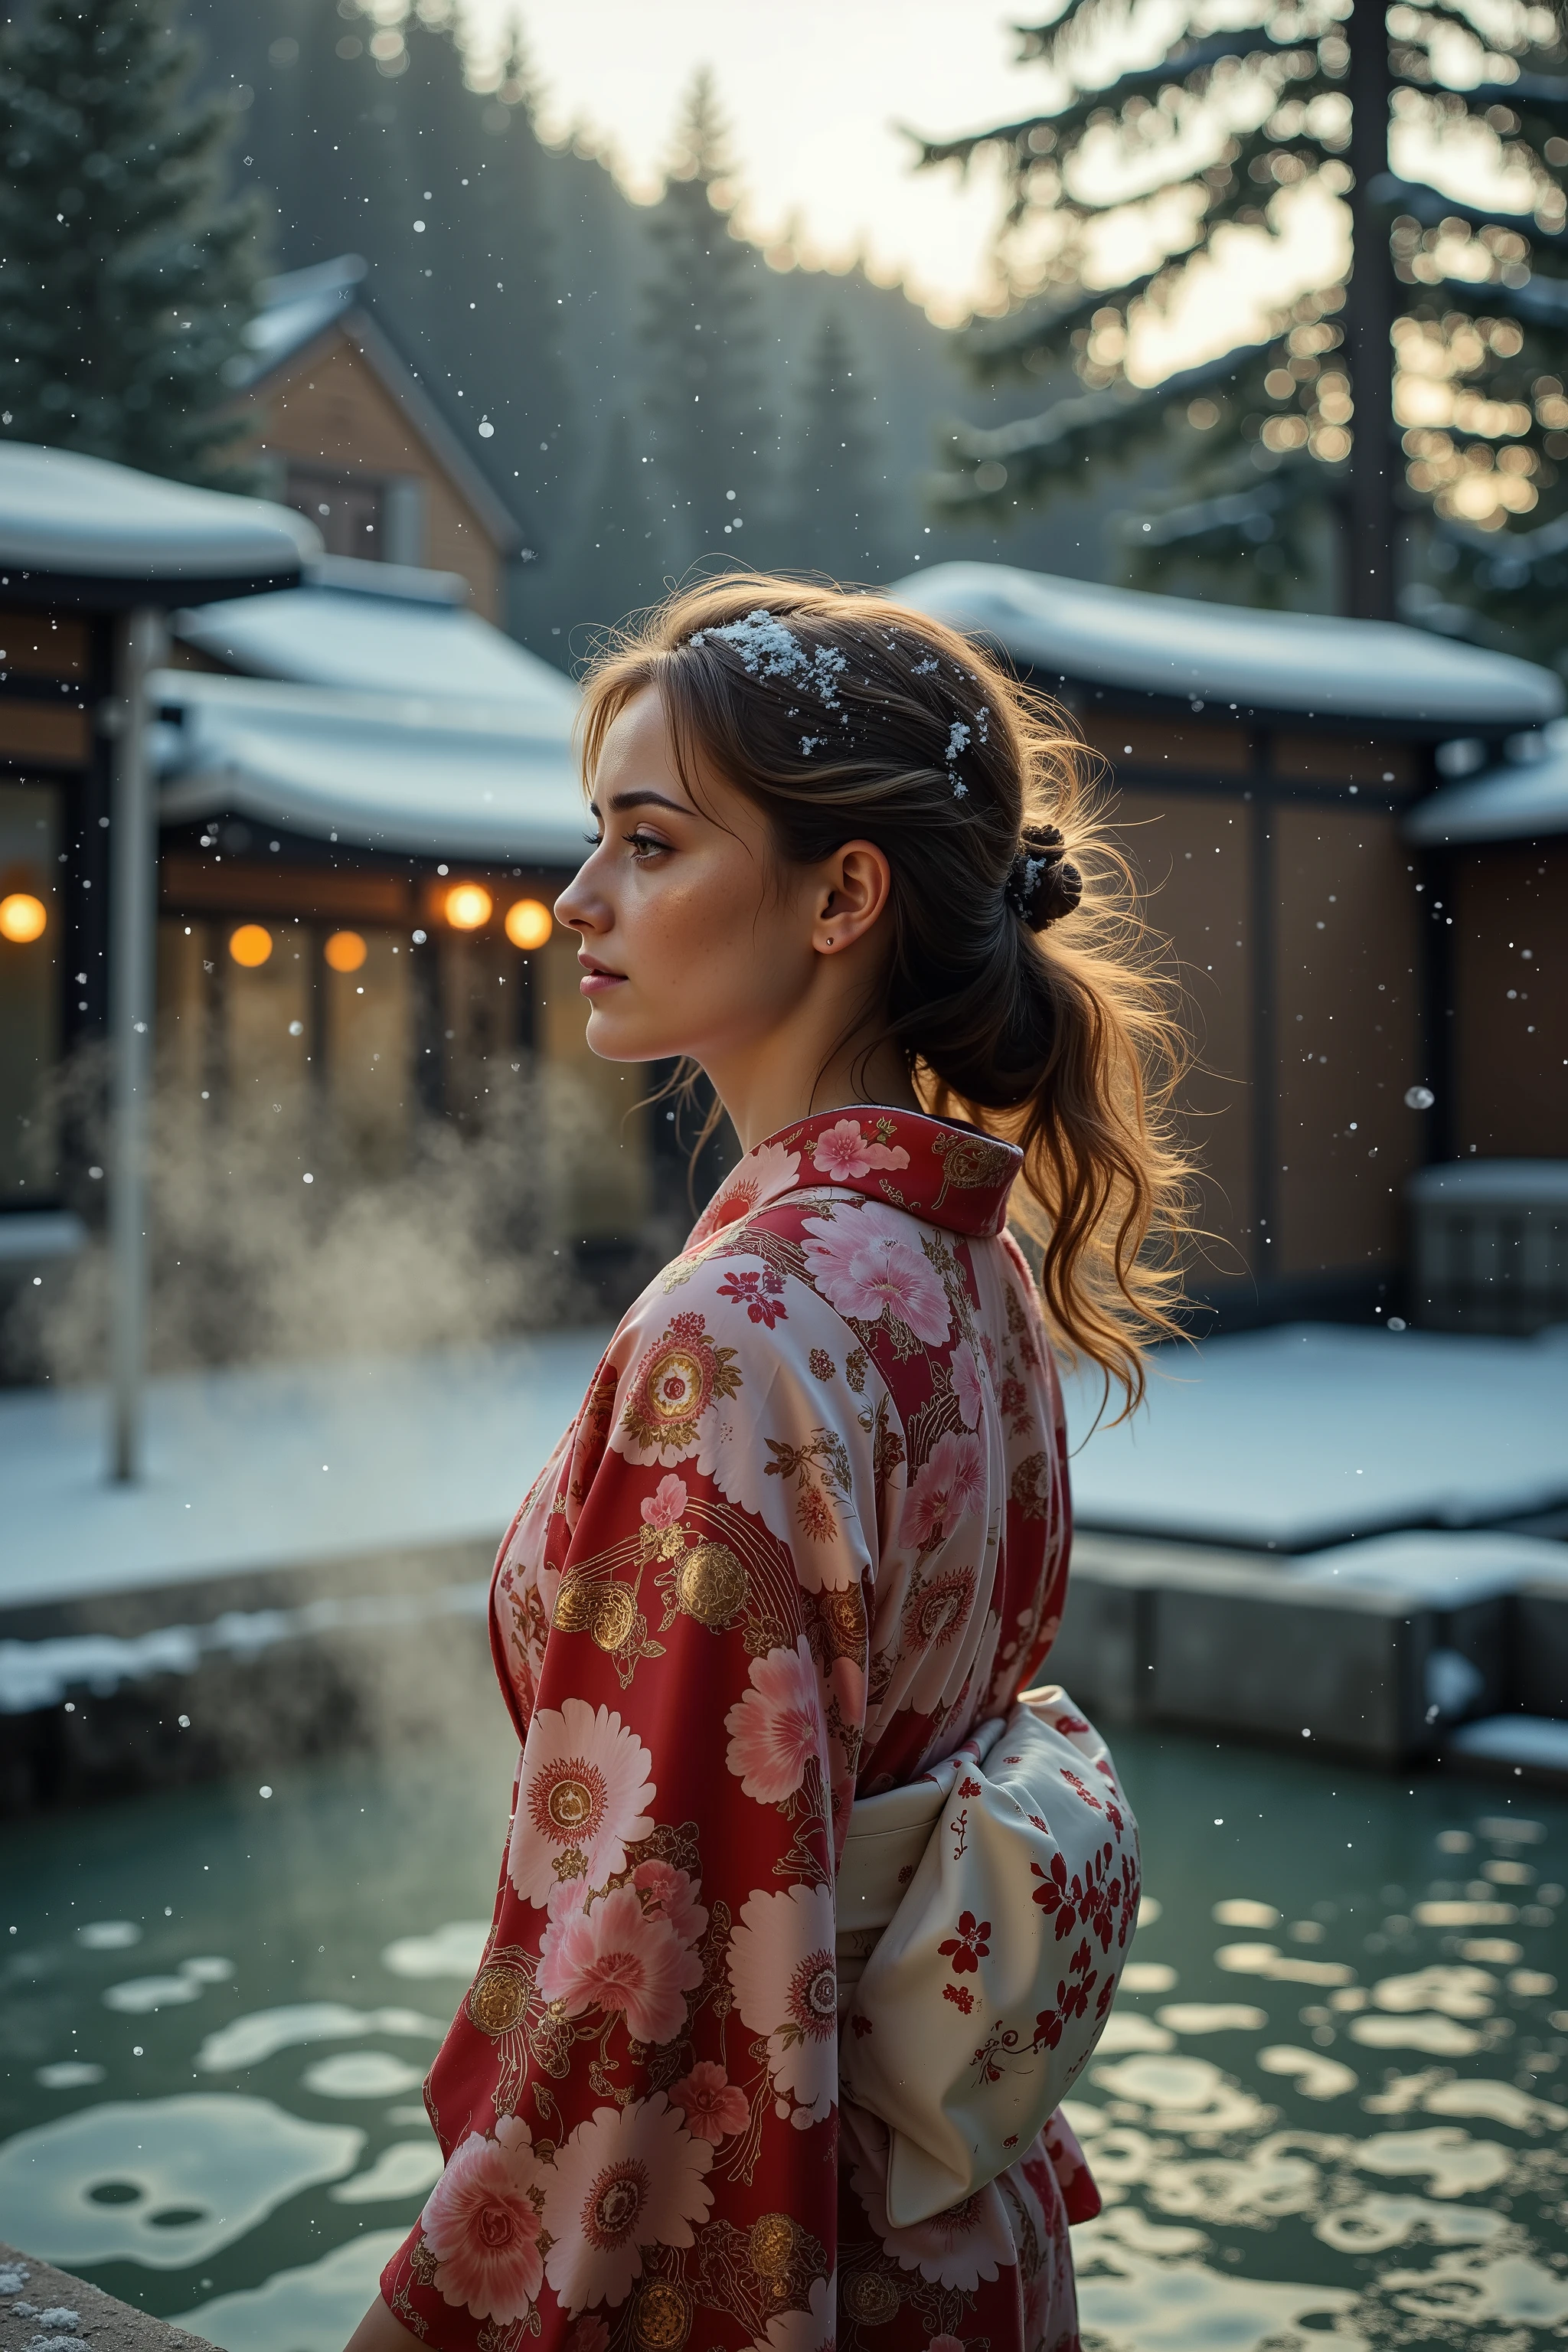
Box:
[604,789,690,816]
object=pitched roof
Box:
[1406,722,1568,842]
[234,256,527,557]
[890,561,1563,731]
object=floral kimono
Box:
[381,1106,1122,2352]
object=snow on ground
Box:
[2,1320,1566,1613]
[1062,1321,1568,1551]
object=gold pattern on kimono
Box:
[930,1121,1018,1208]
[467,1962,531,2037]
[1010,1449,1054,1518]
[671,1540,747,1627]
[631,2279,693,2347]
[842,2268,902,2326]
[844,1344,868,1393]
[620,1312,741,1455]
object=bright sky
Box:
[466,1,1031,324]
[459,0,1521,371]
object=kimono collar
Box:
[691,1107,1023,1246]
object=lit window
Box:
[0,892,47,944]
[444,883,492,931]
[325,929,368,973]
[230,923,273,968]
[505,897,552,950]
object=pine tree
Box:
[919,2,1568,629]
[0,0,264,484]
[639,71,771,571]
[790,309,891,581]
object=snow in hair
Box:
[689,610,848,708]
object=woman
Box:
[348,577,1187,2352]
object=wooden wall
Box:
[1083,710,1429,1315]
[240,332,503,619]
[1449,840,1568,1158]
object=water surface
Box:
[2,1721,1564,2350]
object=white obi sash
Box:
[837,1684,1138,2226]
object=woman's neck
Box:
[705,1034,921,1155]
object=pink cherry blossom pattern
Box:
[541,2094,713,2314]
[420,2115,544,2321]
[801,1203,949,1345]
[724,1636,829,1804]
[631,1858,709,1946]
[669,2058,750,2143]
[640,1474,688,1529]
[810,1117,911,1182]
[899,1431,985,1550]
[508,1698,655,1910]
[537,1882,703,2046]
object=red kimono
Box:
[382,1106,1102,2352]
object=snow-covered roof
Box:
[152,669,584,863]
[0,442,316,596]
[236,255,366,386]
[1406,720,1568,842]
[173,557,579,721]
[889,560,1563,729]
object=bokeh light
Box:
[443,883,493,931]
[0,892,47,944]
[325,929,368,973]
[229,923,273,968]
[505,897,552,950]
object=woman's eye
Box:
[628,832,667,861]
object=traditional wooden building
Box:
[150,557,655,1259]
[230,256,527,621]
[896,563,1563,1325]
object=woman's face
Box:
[554,685,835,1072]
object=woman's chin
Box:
[583,1005,669,1065]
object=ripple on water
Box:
[1353,2125,1513,2199]
[379,1921,488,1978]
[1155,2004,1269,2035]
[1256,2047,1358,2100]
[75,1922,140,1951]
[1380,2249,1568,2331]
[302,2052,427,2099]
[182,2230,407,2352]
[1314,2194,1506,2252]
[1097,2015,1176,2054]
[0,2096,361,2267]
[1090,2056,1274,2137]
[328,2141,443,2204]
[197,2004,448,2072]
[1075,2246,1364,2352]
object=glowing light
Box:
[443,883,492,931]
[229,923,273,968]
[505,897,552,950]
[0,892,47,944]
[325,929,368,973]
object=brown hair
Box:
[577,574,1194,1413]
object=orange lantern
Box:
[325,929,368,973]
[0,891,47,944]
[229,923,273,968]
[443,883,492,932]
[505,897,552,950]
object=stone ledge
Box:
[0,2244,199,2352]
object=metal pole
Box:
[1345,0,1397,620]
[107,606,165,1482]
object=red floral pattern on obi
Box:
[381,1109,1083,2352]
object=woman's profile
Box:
[346,576,1190,2352]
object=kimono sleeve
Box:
[380,1253,881,2350]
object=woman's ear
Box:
[813,839,892,957]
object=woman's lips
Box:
[579,965,626,996]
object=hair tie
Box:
[1005,825,1082,931]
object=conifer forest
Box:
[5,0,1568,671]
